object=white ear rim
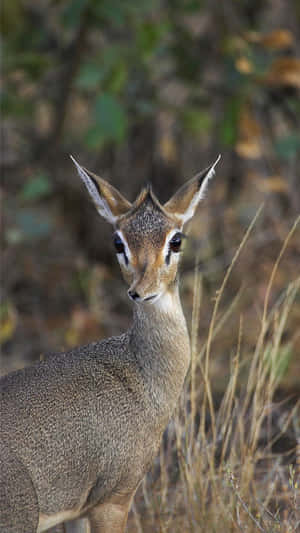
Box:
[179,154,221,224]
[70,155,117,224]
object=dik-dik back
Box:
[0,155,220,533]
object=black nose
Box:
[128,290,140,301]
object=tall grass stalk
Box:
[130,214,299,533]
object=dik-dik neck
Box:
[129,286,191,412]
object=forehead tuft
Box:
[119,195,174,248]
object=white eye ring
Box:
[163,229,183,265]
[114,231,132,268]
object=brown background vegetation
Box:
[1,1,300,531]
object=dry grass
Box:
[128,212,300,533]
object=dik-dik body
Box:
[0,155,220,532]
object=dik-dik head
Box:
[71,156,220,304]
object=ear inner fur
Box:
[70,156,132,223]
[163,155,221,223]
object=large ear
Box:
[70,156,132,224]
[164,155,221,224]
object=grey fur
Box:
[0,158,216,532]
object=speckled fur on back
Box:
[0,155,219,533]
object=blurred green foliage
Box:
[2,0,300,249]
[2,0,300,155]
[86,93,128,148]
[275,134,300,159]
[20,173,53,202]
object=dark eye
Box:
[169,232,182,253]
[114,234,125,254]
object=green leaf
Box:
[76,63,106,90]
[107,62,128,93]
[274,344,293,382]
[220,96,242,146]
[62,0,88,28]
[92,0,126,26]
[275,134,300,160]
[20,173,53,202]
[85,125,106,149]
[125,0,159,16]
[182,109,213,136]
[92,0,157,25]
[182,0,203,12]
[15,209,53,240]
[76,47,128,93]
[264,343,294,383]
[86,93,128,148]
[137,22,168,58]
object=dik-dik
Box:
[0,155,220,532]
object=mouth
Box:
[143,294,157,302]
[143,293,161,303]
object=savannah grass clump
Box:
[130,213,300,533]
